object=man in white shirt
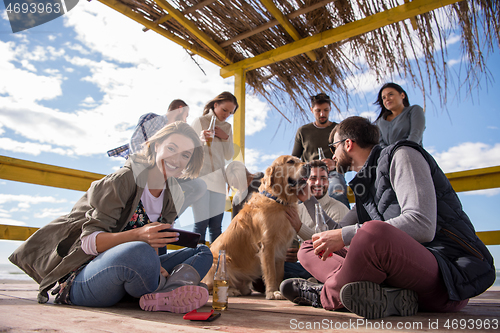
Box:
[296,161,349,240]
[284,160,349,279]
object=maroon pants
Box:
[298,221,468,312]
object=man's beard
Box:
[317,117,328,125]
[312,185,328,199]
[336,150,352,174]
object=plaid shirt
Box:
[107,113,167,158]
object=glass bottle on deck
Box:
[212,249,228,311]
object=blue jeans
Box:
[328,171,350,208]
[192,190,226,243]
[69,242,212,307]
[284,262,313,280]
[177,177,207,216]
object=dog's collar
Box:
[260,191,288,206]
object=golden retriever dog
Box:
[202,155,310,300]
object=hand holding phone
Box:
[159,227,201,248]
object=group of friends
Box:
[9,84,495,319]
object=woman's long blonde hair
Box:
[141,121,204,179]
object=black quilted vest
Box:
[349,140,495,301]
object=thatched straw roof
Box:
[97,0,500,120]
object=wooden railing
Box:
[1,155,499,245]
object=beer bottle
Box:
[212,250,228,310]
[315,203,328,233]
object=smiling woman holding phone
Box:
[9,122,213,314]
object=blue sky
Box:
[0,2,499,270]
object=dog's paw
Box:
[228,287,242,297]
[266,291,286,300]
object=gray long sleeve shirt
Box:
[302,146,436,245]
[376,105,425,148]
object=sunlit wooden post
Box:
[233,68,246,162]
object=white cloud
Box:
[430,142,500,173]
[243,148,282,173]
[0,218,26,226]
[0,194,67,208]
[0,137,74,156]
[0,41,63,102]
[245,95,270,136]
[462,188,500,197]
[0,2,269,161]
[34,208,67,219]
[80,96,97,108]
[331,107,377,123]
[0,208,11,218]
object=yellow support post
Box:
[259,0,317,61]
[0,155,104,192]
[221,0,461,77]
[97,0,223,67]
[233,68,246,161]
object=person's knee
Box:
[197,244,213,259]
[120,241,160,271]
[350,220,397,247]
[297,240,314,263]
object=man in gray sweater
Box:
[280,116,495,319]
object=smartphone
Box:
[159,227,201,248]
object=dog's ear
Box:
[262,165,275,188]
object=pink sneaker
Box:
[140,285,209,313]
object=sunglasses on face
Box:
[328,138,347,155]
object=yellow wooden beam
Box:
[0,224,208,248]
[2,223,498,246]
[0,224,40,241]
[221,0,460,77]
[97,0,223,67]
[446,166,500,193]
[233,69,246,161]
[476,230,500,246]
[259,0,316,61]
[220,0,335,48]
[0,155,104,192]
[152,0,233,65]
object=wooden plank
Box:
[0,155,104,192]
[220,0,461,77]
[446,166,500,193]
[0,224,203,249]
[152,0,233,64]
[259,0,316,61]
[476,230,500,246]
[220,0,335,48]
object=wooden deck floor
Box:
[1,280,498,332]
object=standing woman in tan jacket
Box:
[191,92,238,244]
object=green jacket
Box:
[9,155,177,303]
